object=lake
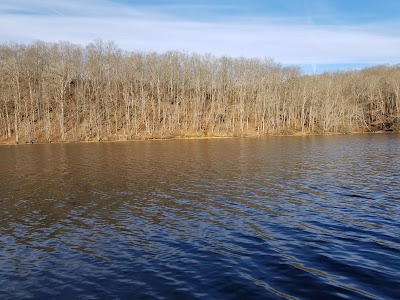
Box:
[0,134,399,299]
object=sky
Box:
[1,0,400,73]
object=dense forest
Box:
[0,40,399,144]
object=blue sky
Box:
[1,0,399,73]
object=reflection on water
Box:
[1,134,399,299]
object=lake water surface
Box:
[1,134,399,299]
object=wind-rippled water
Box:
[1,134,399,299]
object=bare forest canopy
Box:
[1,40,399,144]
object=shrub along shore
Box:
[1,40,399,144]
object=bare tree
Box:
[1,40,399,144]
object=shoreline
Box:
[0,130,398,146]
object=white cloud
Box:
[1,0,399,65]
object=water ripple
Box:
[0,134,399,299]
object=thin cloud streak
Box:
[1,0,399,65]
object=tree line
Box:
[0,40,399,144]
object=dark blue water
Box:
[1,134,399,299]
